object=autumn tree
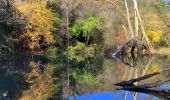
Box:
[18,2,55,50]
[138,1,166,46]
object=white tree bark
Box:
[123,25,128,40]
[134,0,152,48]
[125,0,134,38]
[133,0,139,36]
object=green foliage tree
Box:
[71,68,101,84]
[67,42,95,62]
[69,15,104,44]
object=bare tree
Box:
[107,0,152,49]
[124,0,134,38]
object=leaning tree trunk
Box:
[133,0,152,49]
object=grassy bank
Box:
[150,48,170,56]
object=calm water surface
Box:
[0,54,170,100]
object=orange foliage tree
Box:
[18,3,55,50]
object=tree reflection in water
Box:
[0,54,170,100]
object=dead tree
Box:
[112,0,152,56]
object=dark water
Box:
[0,54,170,100]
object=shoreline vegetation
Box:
[0,0,170,100]
[0,1,169,61]
[1,0,170,59]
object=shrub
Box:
[146,30,163,43]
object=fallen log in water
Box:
[114,70,170,100]
[113,37,170,57]
[115,72,160,87]
[112,37,149,57]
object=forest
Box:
[0,0,170,100]
[1,0,170,58]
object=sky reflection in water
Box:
[69,91,159,100]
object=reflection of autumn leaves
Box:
[146,64,161,74]
[144,64,162,82]
[20,62,56,100]
[25,61,41,84]
[117,64,126,73]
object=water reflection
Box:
[68,55,170,100]
[69,91,158,100]
[0,54,169,100]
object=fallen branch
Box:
[115,71,160,87]
[112,38,137,57]
[114,70,170,100]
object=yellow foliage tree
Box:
[146,30,163,43]
[18,3,55,49]
[141,5,165,44]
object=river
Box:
[0,54,170,100]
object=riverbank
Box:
[150,48,170,56]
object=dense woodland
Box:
[1,0,170,58]
[1,0,170,100]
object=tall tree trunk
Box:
[133,0,152,49]
[133,0,138,37]
[125,0,134,38]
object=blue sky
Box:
[163,0,169,1]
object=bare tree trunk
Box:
[133,0,152,49]
[66,2,69,45]
[125,0,134,38]
[133,0,139,37]
[123,25,129,40]
[63,0,70,87]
